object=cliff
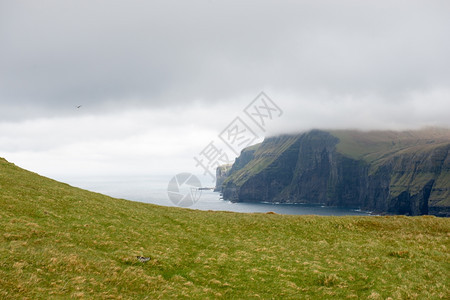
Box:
[214,164,232,191]
[220,128,450,216]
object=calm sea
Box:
[61,175,371,216]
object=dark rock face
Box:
[220,129,450,216]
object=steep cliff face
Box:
[220,129,450,216]
[214,164,232,192]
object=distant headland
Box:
[216,128,450,217]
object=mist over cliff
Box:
[218,128,450,216]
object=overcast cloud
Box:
[1,0,449,180]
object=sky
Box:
[1,0,449,181]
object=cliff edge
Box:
[219,128,450,216]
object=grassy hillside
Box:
[331,127,450,163]
[1,157,449,299]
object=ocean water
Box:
[61,175,371,216]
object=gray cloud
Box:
[1,0,449,121]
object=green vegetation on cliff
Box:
[1,158,449,298]
[331,128,450,163]
[332,128,450,209]
[225,135,298,187]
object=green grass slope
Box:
[331,127,450,163]
[1,158,449,299]
[224,135,299,187]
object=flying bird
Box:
[76,105,82,109]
